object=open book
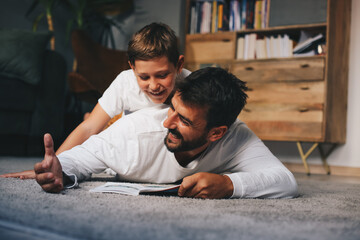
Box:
[89,182,180,196]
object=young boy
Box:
[1,22,190,179]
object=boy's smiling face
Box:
[131,56,183,104]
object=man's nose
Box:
[163,111,177,129]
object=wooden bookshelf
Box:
[184,0,351,174]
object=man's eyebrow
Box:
[179,114,193,126]
[170,102,194,126]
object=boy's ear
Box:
[177,55,185,72]
[207,126,228,142]
[129,61,135,70]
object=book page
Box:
[90,182,180,196]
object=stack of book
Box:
[236,34,294,60]
[189,0,270,34]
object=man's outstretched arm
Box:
[34,133,64,193]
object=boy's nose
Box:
[149,79,160,91]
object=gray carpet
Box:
[0,157,359,240]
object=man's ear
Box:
[207,126,228,142]
[177,55,185,73]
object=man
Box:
[34,67,298,199]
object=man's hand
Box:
[34,133,64,193]
[0,170,35,179]
[178,172,234,199]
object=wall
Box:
[265,0,360,168]
[110,0,186,53]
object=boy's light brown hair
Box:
[127,22,180,67]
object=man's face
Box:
[163,93,210,153]
[131,56,179,104]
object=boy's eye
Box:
[158,74,168,79]
[139,76,149,80]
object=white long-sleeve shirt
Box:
[59,105,298,199]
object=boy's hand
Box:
[34,133,64,193]
[0,170,36,179]
[178,172,234,199]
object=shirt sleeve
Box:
[57,110,142,185]
[98,72,127,118]
[223,124,298,199]
[58,141,109,185]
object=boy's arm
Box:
[56,103,111,155]
[0,170,36,179]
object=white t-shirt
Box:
[59,105,298,199]
[98,69,192,118]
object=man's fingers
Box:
[41,180,63,193]
[178,175,197,197]
[34,162,47,174]
[35,172,55,185]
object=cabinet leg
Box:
[318,144,336,175]
[296,142,319,175]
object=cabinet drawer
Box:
[185,32,237,62]
[231,57,325,82]
[239,80,325,141]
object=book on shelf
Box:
[211,0,218,32]
[90,182,180,196]
[188,0,270,34]
[242,33,256,60]
[255,38,267,59]
[236,36,245,59]
[245,0,255,29]
[200,1,212,33]
[241,0,247,29]
[254,0,263,29]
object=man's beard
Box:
[164,128,208,153]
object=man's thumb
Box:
[44,133,55,157]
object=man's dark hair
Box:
[176,67,248,129]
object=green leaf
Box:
[32,13,45,32]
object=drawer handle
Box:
[246,87,253,91]
[299,107,309,112]
[301,64,310,68]
[245,67,254,71]
[222,39,231,42]
[300,86,309,90]
[243,108,251,112]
